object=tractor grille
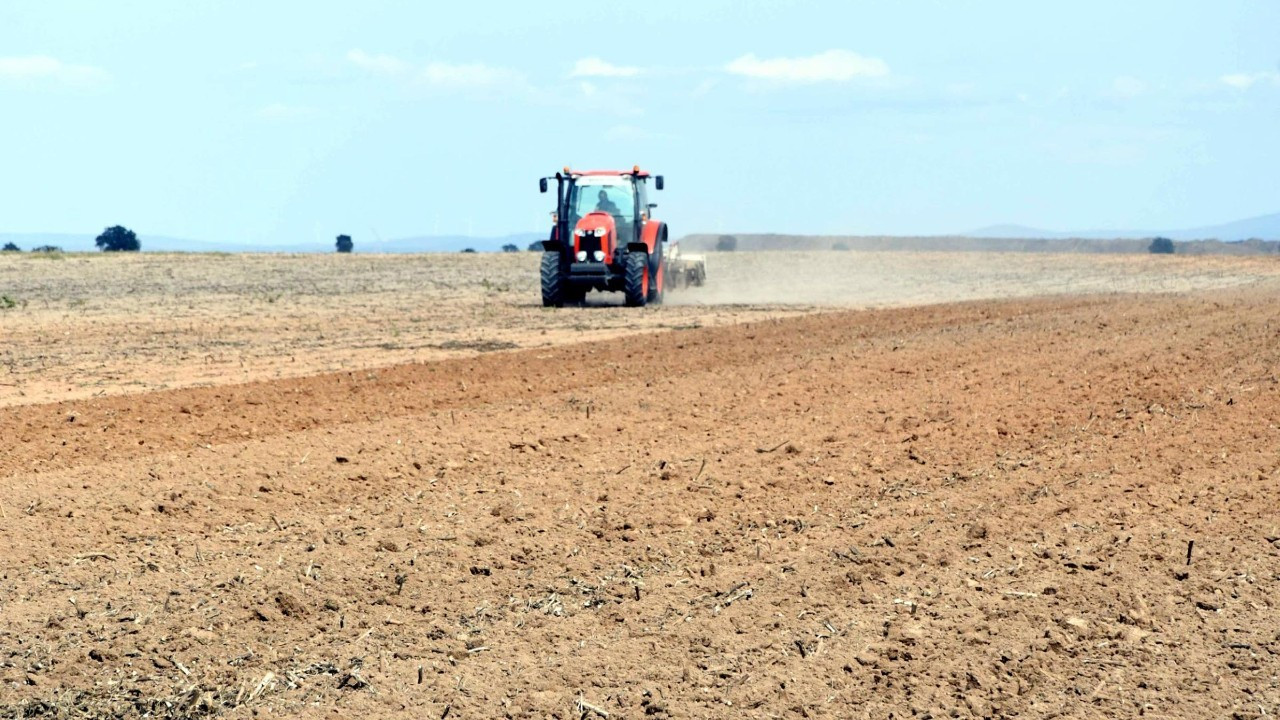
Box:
[578,234,602,257]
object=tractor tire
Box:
[540,252,566,307]
[623,251,648,307]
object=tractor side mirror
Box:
[539,178,548,193]
[648,203,658,210]
[655,175,664,191]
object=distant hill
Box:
[676,210,1280,255]
[679,233,1280,255]
[0,232,544,254]
[969,211,1280,242]
[359,233,542,253]
[682,234,1149,253]
[0,233,218,253]
[967,224,1062,239]
[1170,212,1280,241]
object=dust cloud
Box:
[666,250,1276,307]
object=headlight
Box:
[574,228,585,237]
[592,250,604,261]
[592,227,606,237]
[575,251,587,262]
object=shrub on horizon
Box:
[95,225,140,252]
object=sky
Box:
[0,0,1277,244]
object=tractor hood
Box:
[573,212,617,261]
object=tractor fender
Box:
[639,222,668,277]
[639,221,667,253]
[542,225,564,253]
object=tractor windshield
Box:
[569,177,634,226]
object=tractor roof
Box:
[575,175,635,187]
[565,167,651,179]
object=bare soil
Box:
[2,252,1279,718]
[0,252,800,407]
[5,251,1276,407]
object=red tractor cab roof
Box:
[564,166,651,179]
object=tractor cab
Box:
[567,175,643,250]
[538,167,668,307]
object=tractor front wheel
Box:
[540,252,566,307]
[623,251,648,307]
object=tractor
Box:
[538,166,669,307]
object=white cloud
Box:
[571,58,642,78]
[347,49,409,75]
[0,55,109,86]
[725,49,889,84]
[1221,71,1280,90]
[567,79,642,117]
[421,61,514,87]
[1111,75,1145,97]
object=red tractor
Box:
[538,166,668,307]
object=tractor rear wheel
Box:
[623,251,648,307]
[647,243,664,305]
[540,252,566,307]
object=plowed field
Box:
[2,252,1279,718]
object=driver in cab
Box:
[594,189,619,215]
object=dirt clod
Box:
[275,592,307,617]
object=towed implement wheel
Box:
[623,251,648,307]
[540,252,566,307]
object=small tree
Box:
[832,241,850,251]
[95,225,140,252]
[501,243,520,253]
[335,234,354,253]
[715,235,738,252]
[31,244,63,253]
[1148,237,1174,254]
[1,242,19,252]
[527,240,544,251]
[461,248,477,254]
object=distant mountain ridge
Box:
[6,210,1275,254]
[969,211,1280,242]
[680,233,1280,255]
[0,232,543,253]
